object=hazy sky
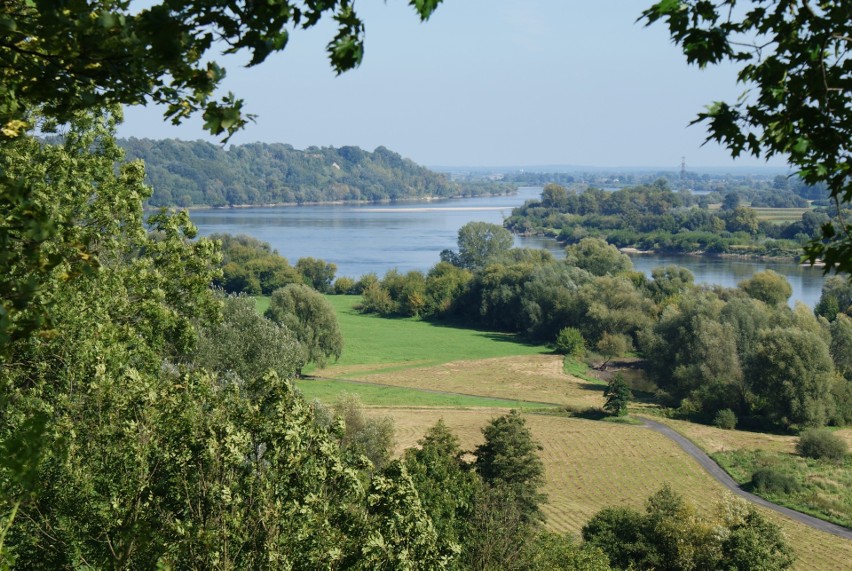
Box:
[119,0,789,170]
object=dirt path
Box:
[639,417,852,540]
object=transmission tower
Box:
[680,156,687,192]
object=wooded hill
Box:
[119,138,512,207]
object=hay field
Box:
[348,355,604,408]
[373,407,852,571]
[752,207,810,223]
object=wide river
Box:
[190,186,830,307]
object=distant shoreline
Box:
[142,191,516,212]
[616,246,813,265]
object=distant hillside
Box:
[119,139,513,207]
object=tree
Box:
[0,0,444,141]
[403,420,481,556]
[456,221,515,269]
[474,410,546,523]
[641,2,852,273]
[595,333,631,370]
[328,393,395,470]
[195,294,306,381]
[603,374,631,417]
[747,327,835,428]
[212,233,302,295]
[296,256,338,293]
[555,327,586,359]
[583,487,793,571]
[265,283,343,370]
[540,183,570,209]
[739,270,793,306]
[564,238,632,277]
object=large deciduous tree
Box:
[583,486,793,571]
[642,2,852,273]
[456,221,515,270]
[747,327,836,428]
[265,283,344,370]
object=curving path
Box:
[639,417,852,540]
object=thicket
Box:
[120,138,512,207]
[503,182,831,258]
[358,224,852,431]
[582,485,793,570]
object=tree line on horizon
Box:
[119,138,512,208]
[504,182,834,259]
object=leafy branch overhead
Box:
[642,1,851,272]
[0,0,444,140]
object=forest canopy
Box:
[120,139,511,207]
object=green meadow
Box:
[256,294,554,406]
[257,294,549,370]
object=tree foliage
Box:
[474,411,546,523]
[0,0,444,141]
[455,222,515,270]
[0,113,463,569]
[194,294,305,384]
[121,139,495,207]
[603,374,632,417]
[265,283,344,370]
[641,1,852,273]
[583,486,793,571]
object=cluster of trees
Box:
[213,233,339,294]
[502,171,827,205]
[582,485,793,570]
[360,223,852,431]
[504,183,831,258]
[120,139,510,207]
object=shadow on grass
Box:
[344,307,548,350]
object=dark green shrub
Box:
[751,468,800,494]
[554,326,585,357]
[713,408,737,430]
[796,429,848,461]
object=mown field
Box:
[752,206,811,223]
[258,294,851,570]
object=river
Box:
[189,186,829,307]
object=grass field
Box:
[714,449,852,529]
[330,354,605,409]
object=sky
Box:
[118,0,790,170]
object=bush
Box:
[751,467,800,494]
[333,276,356,294]
[554,326,585,357]
[796,429,848,461]
[713,408,737,430]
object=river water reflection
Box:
[190,186,830,307]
